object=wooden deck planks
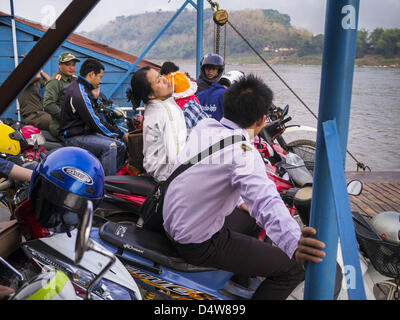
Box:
[349,182,400,217]
[345,171,400,217]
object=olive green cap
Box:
[59,52,80,63]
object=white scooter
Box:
[288,180,400,300]
[1,201,142,300]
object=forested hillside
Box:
[80,8,400,66]
[81,9,314,59]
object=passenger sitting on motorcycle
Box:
[18,69,52,132]
[127,67,187,181]
[59,58,127,176]
[163,74,326,300]
[43,52,80,141]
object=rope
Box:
[206,0,368,171]
[229,18,369,171]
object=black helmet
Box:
[200,53,225,82]
[201,53,225,70]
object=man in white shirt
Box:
[163,74,326,300]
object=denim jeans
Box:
[66,133,126,176]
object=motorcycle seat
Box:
[104,175,156,196]
[99,221,218,273]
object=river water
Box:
[178,63,400,172]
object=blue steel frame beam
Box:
[196,0,203,78]
[0,0,100,114]
[304,0,364,300]
[106,0,203,99]
[322,119,366,299]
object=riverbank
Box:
[159,54,400,68]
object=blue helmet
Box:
[29,147,105,233]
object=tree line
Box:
[297,28,400,59]
[81,9,399,61]
[356,28,400,58]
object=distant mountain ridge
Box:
[80,8,400,67]
[80,8,315,61]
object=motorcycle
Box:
[97,94,139,134]
[264,104,317,174]
[289,186,400,300]
[78,180,398,300]
[87,181,398,300]
[0,119,48,161]
[1,201,142,300]
[0,162,37,218]
[96,105,314,225]
[19,125,48,161]
[11,148,393,300]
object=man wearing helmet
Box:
[196,53,225,93]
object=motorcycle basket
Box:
[352,211,400,279]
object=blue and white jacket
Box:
[59,76,124,140]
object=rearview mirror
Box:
[75,200,116,300]
[282,104,289,117]
[347,180,363,196]
[75,200,93,265]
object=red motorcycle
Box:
[19,125,48,161]
[96,106,314,225]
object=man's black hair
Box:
[160,61,179,75]
[80,58,105,77]
[126,66,153,107]
[223,74,274,128]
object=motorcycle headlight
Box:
[22,245,138,300]
[26,133,46,146]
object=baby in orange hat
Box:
[166,72,209,135]
[167,72,199,108]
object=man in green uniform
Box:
[18,70,52,131]
[43,52,80,140]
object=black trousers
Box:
[170,208,305,300]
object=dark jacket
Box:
[195,67,224,94]
[196,83,226,121]
[59,76,124,139]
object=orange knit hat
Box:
[167,72,197,99]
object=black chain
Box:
[215,24,220,55]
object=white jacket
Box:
[143,97,187,181]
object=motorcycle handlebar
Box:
[0,180,13,191]
[280,116,292,125]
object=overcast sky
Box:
[0,0,399,35]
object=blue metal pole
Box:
[10,0,21,121]
[304,0,360,300]
[106,0,190,98]
[196,0,204,79]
